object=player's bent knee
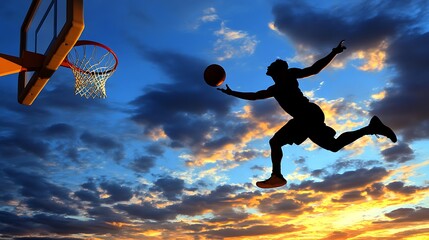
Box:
[270,136,292,147]
[326,144,341,152]
[315,140,341,152]
[269,137,278,147]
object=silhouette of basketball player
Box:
[218,40,397,189]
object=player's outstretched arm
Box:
[295,40,346,78]
[218,84,272,100]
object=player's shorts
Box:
[271,103,336,145]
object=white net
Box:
[67,42,117,98]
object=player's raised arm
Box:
[218,84,273,100]
[295,40,346,79]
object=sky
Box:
[0,0,429,239]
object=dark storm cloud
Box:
[202,223,301,238]
[80,131,125,162]
[74,189,101,205]
[364,181,427,199]
[294,192,323,204]
[14,237,81,240]
[43,123,76,138]
[3,169,71,200]
[249,100,285,124]
[386,181,427,195]
[76,179,138,206]
[271,1,416,53]
[381,142,414,163]
[115,202,176,221]
[371,32,429,141]
[290,167,389,192]
[130,46,233,120]
[206,208,250,223]
[258,193,311,216]
[150,176,185,201]
[0,171,126,236]
[116,184,256,222]
[330,159,382,173]
[129,155,156,173]
[81,180,98,192]
[99,181,133,203]
[331,190,365,203]
[310,159,383,179]
[311,169,328,178]
[382,207,429,223]
[145,143,165,156]
[365,182,385,199]
[0,212,121,236]
[87,206,126,223]
[2,169,81,216]
[233,149,260,162]
[127,44,264,157]
[170,184,258,217]
[0,131,49,159]
[24,197,79,215]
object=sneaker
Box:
[256,174,287,189]
[368,116,397,143]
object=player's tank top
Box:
[267,76,310,118]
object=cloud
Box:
[206,208,250,223]
[87,206,126,223]
[170,184,245,216]
[193,7,219,29]
[99,181,133,203]
[3,169,72,201]
[202,223,302,238]
[115,202,176,221]
[192,6,258,61]
[0,212,121,236]
[128,45,269,165]
[290,167,389,192]
[331,190,365,203]
[365,182,385,199]
[150,176,186,201]
[74,189,101,205]
[382,207,429,223]
[381,142,415,163]
[80,131,125,163]
[214,22,258,61]
[370,32,429,141]
[386,181,427,195]
[24,197,79,215]
[258,193,312,216]
[271,1,416,52]
[130,155,156,173]
[43,123,76,138]
[0,131,50,160]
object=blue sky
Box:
[1,0,429,239]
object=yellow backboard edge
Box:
[18,0,84,105]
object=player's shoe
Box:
[368,116,397,143]
[256,174,287,189]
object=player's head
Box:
[266,59,288,76]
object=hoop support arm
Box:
[0,51,45,77]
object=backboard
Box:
[18,0,84,105]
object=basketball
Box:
[204,64,226,87]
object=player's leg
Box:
[310,125,366,152]
[256,119,305,188]
[311,116,397,152]
[368,116,397,142]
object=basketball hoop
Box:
[62,40,118,99]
